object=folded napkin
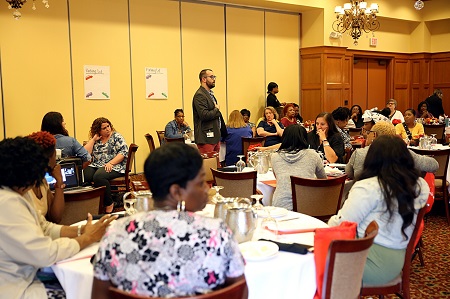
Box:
[260,180,277,188]
[259,239,310,255]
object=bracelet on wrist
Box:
[77,225,82,237]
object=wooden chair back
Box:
[144,133,156,153]
[361,207,428,298]
[156,130,165,146]
[290,175,347,221]
[110,144,139,193]
[241,137,265,162]
[423,124,445,143]
[108,277,247,299]
[322,221,379,299]
[348,127,362,137]
[201,151,220,185]
[211,169,257,198]
[165,137,185,143]
[59,186,105,225]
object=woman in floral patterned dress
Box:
[91,142,246,298]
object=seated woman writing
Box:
[92,142,246,298]
[329,135,428,285]
[0,137,116,299]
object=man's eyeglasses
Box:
[204,75,217,80]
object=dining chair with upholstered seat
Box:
[201,151,220,186]
[144,133,156,153]
[211,169,257,198]
[290,175,347,221]
[242,137,265,162]
[409,147,450,224]
[165,137,185,143]
[360,206,428,299]
[108,277,247,299]
[348,127,362,137]
[110,144,139,194]
[156,130,166,146]
[59,186,105,225]
[321,221,379,299]
[423,124,445,143]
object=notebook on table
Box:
[46,162,91,192]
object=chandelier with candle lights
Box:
[5,0,49,20]
[332,1,380,46]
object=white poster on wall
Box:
[145,67,168,100]
[84,65,111,100]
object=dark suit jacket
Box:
[192,86,223,145]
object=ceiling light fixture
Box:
[6,0,49,20]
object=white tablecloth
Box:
[52,205,327,299]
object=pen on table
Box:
[90,214,125,220]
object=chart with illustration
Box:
[84,65,111,100]
[145,67,168,100]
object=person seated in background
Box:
[307,112,344,163]
[41,111,91,162]
[292,103,304,124]
[0,136,116,299]
[346,121,438,180]
[395,108,424,146]
[416,101,434,119]
[23,132,65,223]
[256,106,284,147]
[164,108,192,139]
[224,110,252,166]
[425,89,445,117]
[280,103,297,128]
[349,104,364,128]
[240,108,256,137]
[329,135,429,285]
[91,142,246,298]
[84,117,129,213]
[332,107,352,151]
[271,125,326,210]
[361,109,390,138]
[386,99,405,125]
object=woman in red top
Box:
[280,103,297,128]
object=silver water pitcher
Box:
[247,151,270,174]
[225,206,256,243]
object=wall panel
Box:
[226,7,264,120]
[129,0,182,170]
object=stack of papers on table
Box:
[324,165,344,176]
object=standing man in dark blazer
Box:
[193,69,224,154]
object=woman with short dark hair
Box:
[329,135,428,284]
[92,143,246,298]
[164,108,192,139]
[272,125,326,210]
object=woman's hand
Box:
[351,112,357,121]
[51,164,65,189]
[93,134,101,141]
[76,213,118,250]
[269,119,278,126]
[104,162,114,173]
[317,128,327,142]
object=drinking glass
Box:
[236,155,246,172]
[259,208,278,241]
[250,194,264,211]
[212,186,225,204]
[430,134,437,148]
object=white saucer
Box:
[256,207,288,218]
[239,241,279,261]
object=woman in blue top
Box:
[164,109,192,139]
[41,111,91,162]
[224,110,252,166]
[256,107,284,147]
[85,117,129,213]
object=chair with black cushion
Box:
[360,206,428,299]
[290,175,347,221]
[144,133,156,153]
[211,169,257,198]
[59,186,105,225]
[110,144,138,194]
[242,137,265,162]
[409,147,450,224]
[423,124,445,143]
[322,221,379,299]
[156,130,166,146]
[108,277,247,299]
[348,127,362,137]
[165,137,185,143]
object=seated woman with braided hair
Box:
[0,136,116,299]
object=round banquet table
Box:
[52,205,327,299]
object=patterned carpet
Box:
[365,204,450,298]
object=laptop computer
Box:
[47,162,91,192]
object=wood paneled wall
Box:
[300,47,450,120]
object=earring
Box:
[177,200,186,212]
